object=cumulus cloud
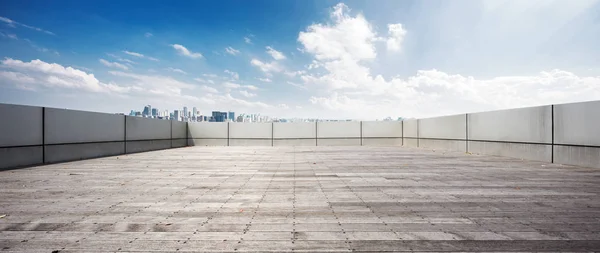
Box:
[99,59,129,70]
[239,90,257,97]
[298,3,378,62]
[250,59,282,75]
[0,58,130,93]
[171,44,203,59]
[386,23,406,52]
[298,3,600,119]
[244,37,252,44]
[225,46,240,55]
[0,16,55,35]
[266,46,286,60]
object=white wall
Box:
[362,121,402,138]
[229,122,272,139]
[317,121,360,138]
[468,105,552,144]
[273,122,316,139]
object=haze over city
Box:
[1,0,599,119]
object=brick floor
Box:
[1,146,599,252]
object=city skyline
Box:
[1,0,600,120]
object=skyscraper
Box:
[174,110,180,121]
[183,107,188,121]
[192,107,197,117]
[151,108,158,117]
[212,111,227,122]
[142,105,151,116]
[228,111,235,122]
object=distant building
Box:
[183,107,188,121]
[151,108,158,117]
[174,110,180,121]
[212,111,227,122]
[228,111,235,122]
[192,107,197,117]
[142,105,151,116]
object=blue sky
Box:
[1,0,599,119]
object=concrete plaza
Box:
[1,146,599,252]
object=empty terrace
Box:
[1,146,600,252]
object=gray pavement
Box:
[1,146,600,252]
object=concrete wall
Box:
[468,105,552,162]
[418,114,467,152]
[402,120,418,147]
[362,121,402,146]
[187,122,228,146]
[273,122,316,146]
[186,121,402,147]
[229,122,272,146]
[125,116,171,153]
[171,121,187,148]
[0,104,43,169]
[553,101,600,168]
[0,103,187,170]
[44,108,125,163]
[404,101,599,168]
[317,121,361,146]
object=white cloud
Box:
[257,77,272,82]
[122,51,143,57]
[0,58,129,93]
[225,46,240,55]
[298,3,378,61]
[266,46,286,60]
[224,69,239,80]
[22,39,59,55]
[0,16,55,35]
[244,85,259,90]
[223,82,241,89]
[277,103,290,109]
[144,32,153,38]
[297,3,600,119]
[239,90,257,98]
[203,73,218,78]
[250,59,282,74]
[386,23,406,52]
[0,32,17,40]
[287,81,307,90]
[200,85,219,93]
[99,59,129,70]
[122,51,159,61]
[107,53,136,65]
[167,67,187,74]
[171,44,203,59]
[285,70,306,77]
[244,37,252,44]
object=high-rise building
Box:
[228,111,235,122]
[183,107,188,121]
[174,110,180,121]
[142,105,151,116]
[192,107,197,117]
[151,108,158,117]
[212,111,227,122]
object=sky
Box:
[1,0,599,119]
